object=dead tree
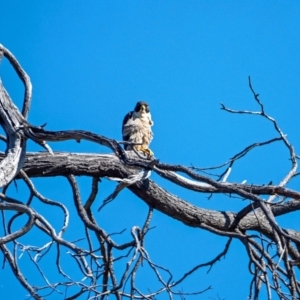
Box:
[0,44,300,300]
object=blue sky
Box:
[1,1,300,299]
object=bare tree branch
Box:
[1,44,300,299]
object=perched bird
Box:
[122,101,154,156]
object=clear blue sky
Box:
[1,1,300,299]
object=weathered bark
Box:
[0,81,27,188]
[8,151,299,244]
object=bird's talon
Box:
[140,148,154,158]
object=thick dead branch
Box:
[0,81,27,188]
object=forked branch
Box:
[0,45,300,299]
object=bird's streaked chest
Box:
[132,112,153,127]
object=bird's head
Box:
[134,101,150,114]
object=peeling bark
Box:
[0,81,27,188]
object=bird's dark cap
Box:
[134,101,149,112]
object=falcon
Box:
[122,101,154,156]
